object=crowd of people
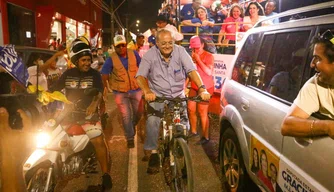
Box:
[2,0,334,191]
[155,0,280,54]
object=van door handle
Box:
[241,97,250,111]
[294,137,313,147]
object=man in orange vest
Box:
[101,35,142,148]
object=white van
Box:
[218,2,334,192]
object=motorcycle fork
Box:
[45,166,53,192]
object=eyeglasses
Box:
[116,44,126,48]
[320,30,334,45]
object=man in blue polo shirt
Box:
[180,0,202,33]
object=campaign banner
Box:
[212,54,234,93]
[278,156,327,192]
[0,45,29,87]
[250,136,281,192]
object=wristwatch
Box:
[198,84,206,90]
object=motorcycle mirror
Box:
[84,88,99,96]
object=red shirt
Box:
[221,17,244,41]
[191,50,214,94]
[257,171,275,192]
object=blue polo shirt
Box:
[181,3,196,20]
[267,12,279,24]
[181,3,197,33]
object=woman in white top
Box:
[243,2,266,31]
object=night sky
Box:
[113,0,163,33]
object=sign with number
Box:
[212,54,234,93]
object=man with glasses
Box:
[136,29,211,174]
[281,29,334,139]
[101,35,142,149]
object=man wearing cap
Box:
[156,14,183,42]
[101,35,142,149]
[148,27,157,48]
[187,36,214,145]
[136,29,211,174]
[52,38,112,190]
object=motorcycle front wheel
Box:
[27,165,55,192]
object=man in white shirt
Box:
[281,30,334,138]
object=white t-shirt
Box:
[28,66,48,91]
[294,74,334,119]
[47,68,61,88]
[243,16,270,29]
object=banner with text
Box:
[0,45,29,87]
[212,54,234,93]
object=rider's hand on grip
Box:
[199,90,211,101]
[144,91,156,102]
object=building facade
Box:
[0,0,103,48]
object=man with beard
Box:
[281,30,334,139]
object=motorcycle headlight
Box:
[36,132,51,148]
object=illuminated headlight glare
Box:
[36,132,51,148]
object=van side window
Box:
[263,31,311,102]
[251,35,275,88]
[232,34,261,85]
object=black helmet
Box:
[69,37,92,65]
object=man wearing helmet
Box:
[51,38,112,191]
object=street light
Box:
[137,29,139,32]
[136,24,139,27]
[136,20,140,24]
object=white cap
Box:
[114,35,126,46]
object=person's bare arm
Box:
[39,51,64,72]
[101,74,110,91]
[281,104,334,138]
[136,75,156,101]
[181,20,201,27]
[217,29,225,44]
[86,92,102,116]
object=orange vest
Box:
[109,49,139,92]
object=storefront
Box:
[0,0,103,48]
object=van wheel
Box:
[220,128,246,192]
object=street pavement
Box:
[103,93,222,192]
